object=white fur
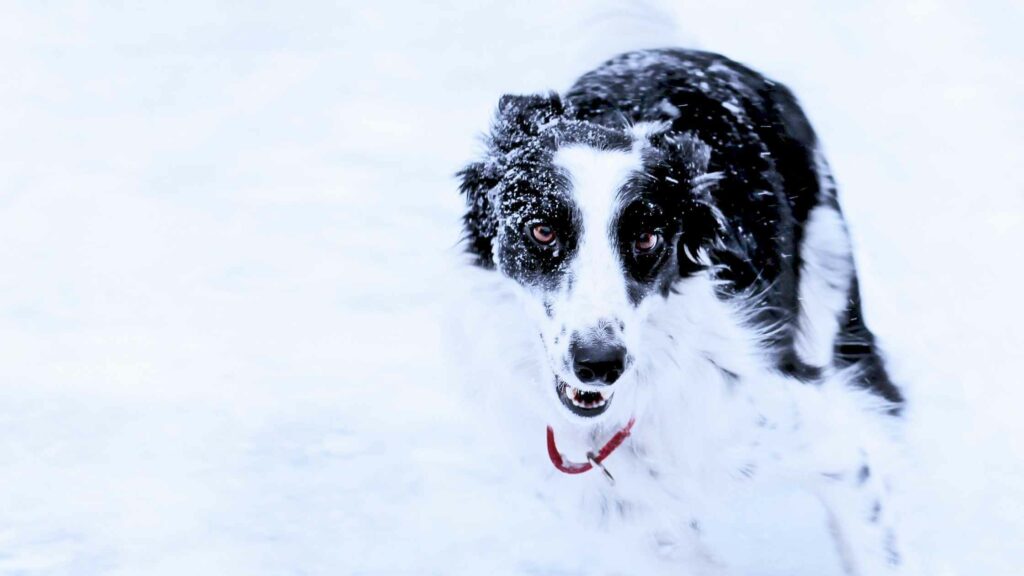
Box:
[796,205,854,368]
[552,144,639,337]
[450,261,910,574]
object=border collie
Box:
[455,49,908,574]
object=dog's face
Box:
[460,94,722,423]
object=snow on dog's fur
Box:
[451,49,912,574]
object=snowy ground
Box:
[1,1,1022,574]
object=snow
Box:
[1,1,1021,574]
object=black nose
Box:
[571,341,626,385]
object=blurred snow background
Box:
[0,1,1021,574]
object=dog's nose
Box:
[571,341,626,385]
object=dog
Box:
[454,48,909,574]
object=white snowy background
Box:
[1,1,1021,574]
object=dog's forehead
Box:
[495,121,668,220]
[547,121,668,205]
[552,144,643,218]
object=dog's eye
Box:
[530,223,557,246]
[634,232,661,254]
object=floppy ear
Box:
[457,160,501,267]
[457,92,565,268]
[665,132,761,290]
[654,132,724,278]
[490,92,564,153]
[648,131,712,188]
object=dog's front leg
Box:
[816,458,910,575]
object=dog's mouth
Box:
[556,377,613,417]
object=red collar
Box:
[546,417,636,482]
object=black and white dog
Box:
[455,49,908,574]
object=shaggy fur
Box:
[454,48,909,574]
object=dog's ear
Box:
[491,92,564,152]
[457,160,501,268]
[649,131,713,187]
[654,132,723,278]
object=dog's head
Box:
[459,93,726,423]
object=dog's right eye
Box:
[529,223,557,246]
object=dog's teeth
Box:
[558,379,614,412]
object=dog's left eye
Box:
[634,232,661,254]
[529,223,558,246]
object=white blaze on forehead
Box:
[552,144,643,322]
[553,145,642,235]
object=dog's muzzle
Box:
[552,330,630,418]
